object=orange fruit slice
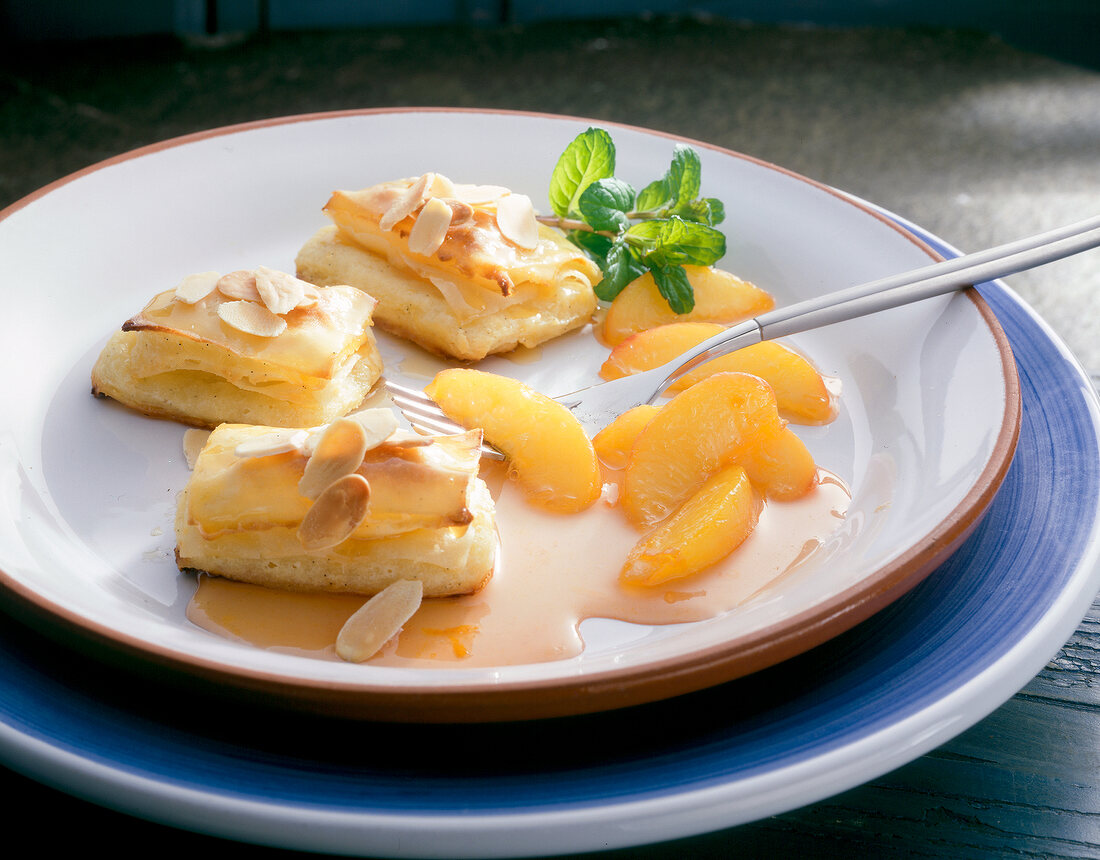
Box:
[424,368,601,512]
[592,404,661,470]
[601,266,774,346]
[600,323,836,424]
[621,464,760,587]
[621,371,815,528]
[738,419,817,501]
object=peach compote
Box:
[592,404,662,470]
[621,371,816,529]
[620,463,760,587]
[426,365,820,589]
[424,368,601,513]
[600,322,836,424]
[601,265,774,346]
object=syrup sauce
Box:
[187,462,850,667]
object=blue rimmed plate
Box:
[0,111,1097,855]
[0,234,1097,855]
[0,110,1021,720]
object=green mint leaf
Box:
[642,217,726,267]
[568,229,614,266]
[635,177,670,212]
[700,197,725,226]
[622,218,664,253]
[578,178,636,233]
[670,219,726,265]
[594,238,647,302]
[548,128,616,219]
[666,145,702,209]
[628,217,726,267]
[650,264,695,314]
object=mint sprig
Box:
[542,128,727,313]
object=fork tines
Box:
[384,379,504,460]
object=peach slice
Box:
[621,371,815,528]
[592,404,662,470]
[602,266,774,346]
[621,464,760,587]
[600,323,836,424]
[736,419,817,501]
[424,368,601,513]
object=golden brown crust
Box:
[175,478,497,598]
[91,328,384,429]
[296,225,598,362]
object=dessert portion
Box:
[176,408,497,598]
[91,267,383,429]
[295,173,601,361]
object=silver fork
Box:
[385,379,506,460]
[387,215,1100,445]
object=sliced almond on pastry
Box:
[441,198,474,227]
[218,299,288,337]
[496,193,539,249]
[428,173,456,198]
[234,428,308,458]
[407,197,454,257]
[379,173,433,231]
[336,579,424,663]
[379,428,435,449]
[298,417,371,500]
[297,473,371,550]
[216,270,263,302]
[182,428,211,469]
[297,282,322,308]
[255,266,307,315]
[173,271,221,304]
[345,408,401,450]
[452,183,509,204]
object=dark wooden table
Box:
[2,18,1099,858]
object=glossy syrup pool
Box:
[187,461,850,668]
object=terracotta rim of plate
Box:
[0,107,1021,722]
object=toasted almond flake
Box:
[428,173,456,198]
[407,197,453,256]
[300,428,323,457]
[297,473,371,551]
[234,428,308,458]
[452,183,510,204]
[496,193,539,249]
[297,283,322,308]
[298,417,371,500]
[182,428,211,469]
[440,198,474,226]
[345,408,401,449]
[173,271,221,304]
[218,299,288,338]
[379,173,433,231]
[216,270,262,302]
[383,428,435,449]
[255,266,307,315]
[336,579,424,663]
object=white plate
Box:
[0,109,1018,720]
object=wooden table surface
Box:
[2,18,1099,858]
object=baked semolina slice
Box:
[295,173,600,361]
[176,411,497,598]
[91,268,383,429]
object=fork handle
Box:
[759,214,1100,340]
[654,215,1100,396]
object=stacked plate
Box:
[0,110,1097,857]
